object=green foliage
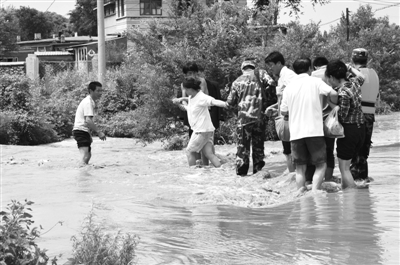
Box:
[14,7,54,41]
[0,110,58,145]
[69,209,138,265]
[163,134,188,151]
[0,200,49,265]
[0,7,19,56]
[0,75,31,111]
[68,0,97,36]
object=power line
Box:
[45,0,56,12]
[374,2,400,12]
[352,0,398,6]
[320,17,341,27]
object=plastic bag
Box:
[324,106,345,138]
[275,115,290,142]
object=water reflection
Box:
[288,190,383,265]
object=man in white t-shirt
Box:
[264,51,297,173]
[280,58,338,192]
[173,78,228,167]
[308,56,336,182]
[72,81,106,166]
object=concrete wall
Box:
[0,62,25,76]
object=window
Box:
[140,0,162,15]
[104,4,115,17]
[121,0,124,17]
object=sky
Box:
[1,0,399,32]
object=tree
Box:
[68,0,97,36]
[0,8,19,56]
[253,0,330,24]
[14,7,53,40]
[43,11,69,36]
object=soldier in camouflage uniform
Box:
[226,59,275,176]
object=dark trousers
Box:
[350,113,374,180]
[236,121,265,175]
[305,136,335,182]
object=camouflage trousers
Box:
[236,121,265,176]
[350,113,375,180]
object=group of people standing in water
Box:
[172,48,379,192]
[70,48,379,193]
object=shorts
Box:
[291,137,327,165]
[72,130,92,152]
[186,131,214,153]
[282,141,291,155]
[337,123,365,160]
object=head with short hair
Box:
[264,51,285,76]
[87,81,103,100]
[182,62,199,76]
[325,59,347,87]
[182,77,201,92]
[351,48,368,66]
[312,56,329,69]
[241,58,256,71]
[293,58,311,75]
[88,81,102,92]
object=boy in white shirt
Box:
[173,78,228,167]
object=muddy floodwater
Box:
[1,113,399,265]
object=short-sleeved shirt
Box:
[187,91,215,133]
[73,95,95,133]
[227,69,274,127]
[280,74,333,141]
[311,66,332,116]
[277,66,297,96]
[337,76,365,127]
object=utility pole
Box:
[97,0,106,86]
[346,8,350,41]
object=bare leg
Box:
[312,162,327,191]
[338,158,356,189]
[324,167,334,181]
[285,154,296,172]
[202,142,221,168]
[202,144,216,166]
[295,164,307,190]
[186,151,198,166]
[201,152,209,166]
[78,147,91,165]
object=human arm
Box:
[348,65,365,87]
[226,82,238,107]
[327,90,338,109]
[85,116,106,140]
[211,98,229,108]
[280,91,289,117]
[172,97,189,104]
[337,90,351,120]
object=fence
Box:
[38,61,94,78]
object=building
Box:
[103,0,247,36]
[1,34,99,62]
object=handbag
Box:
[323,106,345,138]
[275,115,290,142]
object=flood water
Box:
[1,113,399,265]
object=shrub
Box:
[69,209,138,265]
[0,111,58,145]
[163,134,188,150]
[0,74,32,111]
[375,100,393,115]
[0,200,49,265]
